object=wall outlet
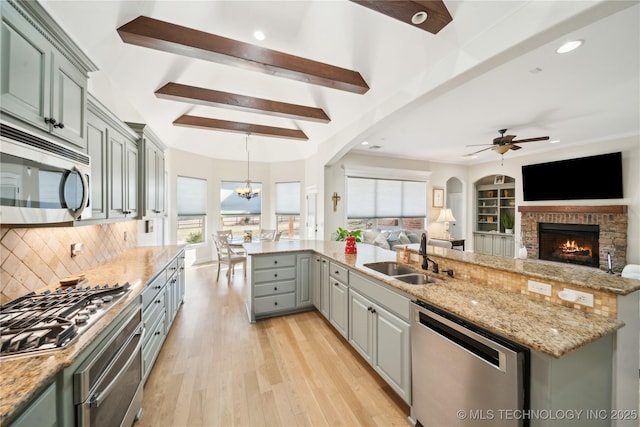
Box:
[528,280,552,296]
[70,242,83,258]
[124,231,128,241]
[566,288,594,307]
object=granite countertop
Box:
[0,245,185,426]
[245,241,625,358]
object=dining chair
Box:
[212,233,246,282]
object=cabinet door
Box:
[9,382,57,427]
[86,116,107,219]
[348,289,373,364]
[108,133,125,218]
[311,256,321,309]
[372,304,411,403]
[125,140,138,217]
[51,51,87,149]
[157,151,165,215]
[329,280,348,339]
[0,12,51,131]
[145,143,158,217]
[320,258,330,319]
[296,254,312,307]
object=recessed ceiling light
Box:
[556,40,583,54]
[549,139,560,144]
[253,30,265,41]
[411,11,428,25]
[361,141,369,145]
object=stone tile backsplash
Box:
[1,222,137,304]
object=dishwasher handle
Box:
[416,309,506,371]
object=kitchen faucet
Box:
[419,233,439,273]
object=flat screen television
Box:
[522,152,623,201]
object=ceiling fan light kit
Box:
[465,128,550,158]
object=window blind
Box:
[275,182,300,215]
[347,177,426,218]
[177,176,207,216]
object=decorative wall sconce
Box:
[331,192,341,212]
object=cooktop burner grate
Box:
[0,283,130,357]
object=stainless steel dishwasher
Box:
[411,300,529,427]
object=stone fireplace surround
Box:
[519,205,628,272]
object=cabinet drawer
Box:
[253,254,296,269]
[141,273,166,310]
[254,293,296,314]
[254,280,296,297]
[329,262,349,282]
[143,291,165,331]
[142,316,165,378]
[350,272,410,321]
[254,267,296,283]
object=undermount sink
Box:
[363,262,416,276]
[394,274,437,285]
[363,262,437,285]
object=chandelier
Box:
[236,133,260,200]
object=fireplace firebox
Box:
[538,223,599,268]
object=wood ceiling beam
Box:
[155,82,330,123]
[350,1,452,34]
[117,16,369,94]
[173,115,308,141]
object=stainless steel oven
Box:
[0,121,91,225]
[74,304,144,427]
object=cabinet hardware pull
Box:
[371,309,376,314]
[367,307,372,312]
[274,273,278,277]
[334,271,339,274]
[274,301,278,306]
[274,260,278,264]
[274,287,278,291]
[334,282,338,287]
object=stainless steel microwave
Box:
[0,122,92,225]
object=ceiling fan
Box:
[465,129,550,157]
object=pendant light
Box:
[235,133,260,200]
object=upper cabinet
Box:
[127,123,166,219]
[0,0,97,149]
[87,95,139,221]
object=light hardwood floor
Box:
[136,262,412,427]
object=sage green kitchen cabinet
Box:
[312,255,330,318]
[296,253,313,308]
[128,123,166,219]
[251,253,298,320]
[0,0,95,149]
[328,262,349,339]
[86,109,108,220]
[108,129,138,219]
[7,382,57,427]
[349,272,411,404]
[473,232,515,257]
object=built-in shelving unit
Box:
[474,176,516,257]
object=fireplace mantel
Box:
[519,205,628,272]
[518,205,627,214]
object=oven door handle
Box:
[89,328,143,408]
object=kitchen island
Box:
[244,240,639,426]
[0,245,185,427]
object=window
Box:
[275,181,301,240]
[220,180,262,235]
[346,177,426,230]
[177,176,207,244]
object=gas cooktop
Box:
[0,283,130,358]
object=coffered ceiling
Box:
[39,0,639,164]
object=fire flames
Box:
[561,240,591,255]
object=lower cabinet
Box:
[141,249,185,383]
[8,382,57,427]
[349,274,412,404]
[473,232,515,257]
[329,278,349,339]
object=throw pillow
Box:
[406,231,421,243]
[363,229,380,245]
[373,232,390,250]
[398,231,411,245]
[386,232,401,249]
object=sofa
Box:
[361,228,425,251]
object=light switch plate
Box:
[528,280,552,296]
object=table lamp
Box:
[437,208,456,239]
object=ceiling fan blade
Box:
[465,143,493,147]
[510,144,522,151]
[464,146,495,156]
[512,136,549,143]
